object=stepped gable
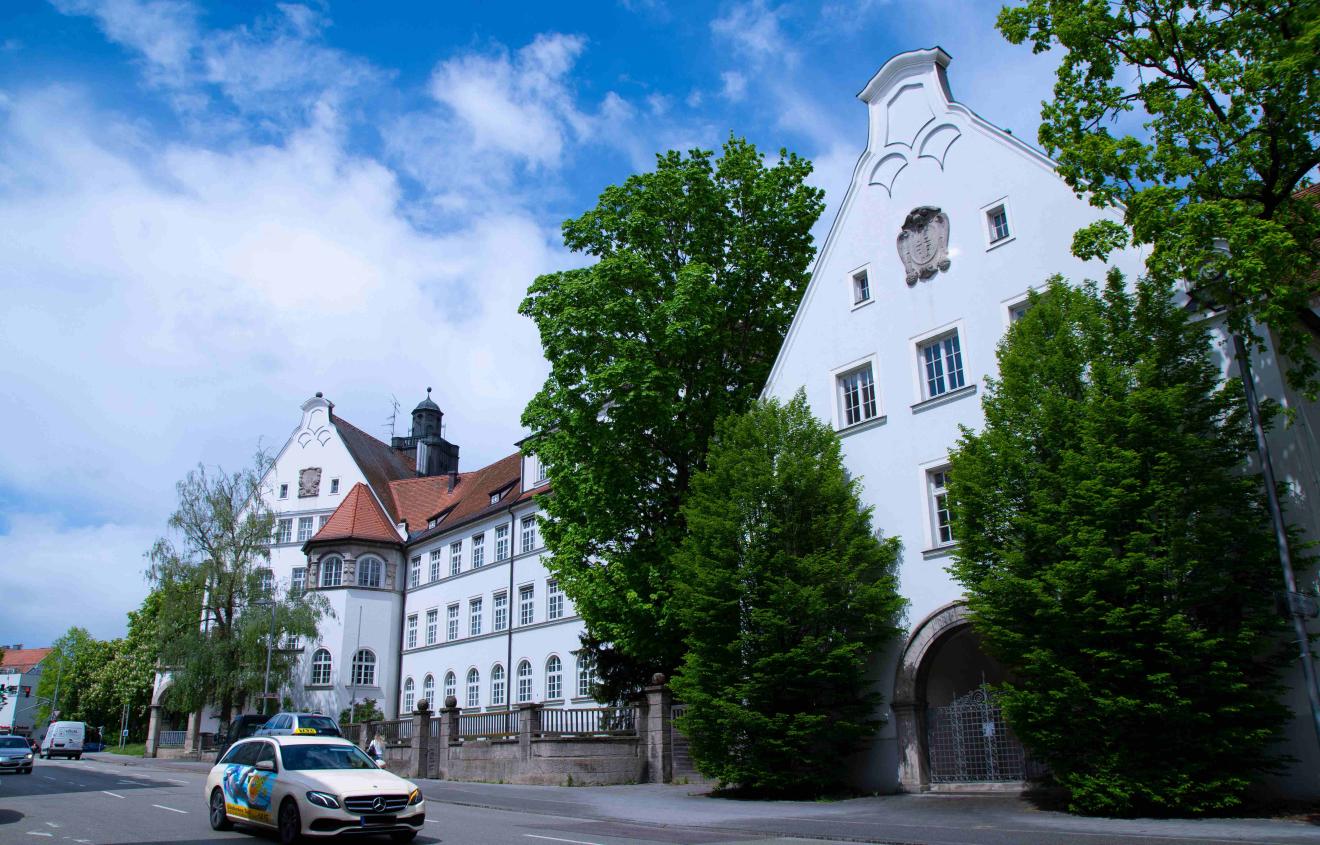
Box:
[331,414,416,521]
[1,647,53,672]
[390,452,531,539]
[305,482,401,548]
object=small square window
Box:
[490,492,501,505]
[928,467,954,547]
[987,205,1010,243]
[852,269,871,305]
[329,478,340,495]
[917,331,966,399]
[837,363,879,427]
[1008,300,1031,323]
[278,483,289,499]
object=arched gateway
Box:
[891,602,1035,790]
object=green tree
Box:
[998,0,1320,391]
[947,274,1288,816]
[340,699,384,726]
[148,454,328,724]
[520,137,825,697]
[669,394,905,796]
[36,628,114,725]
[81,591,166,742]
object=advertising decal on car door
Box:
[221,762,276,824]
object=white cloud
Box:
[711,0,797,66]
[720,71,748,102]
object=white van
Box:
[40,721,84,760]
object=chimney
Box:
[447,470,458,493]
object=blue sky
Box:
[0,0,1061,645]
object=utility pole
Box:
[119,701,128,749]
[49,656,64,723]
[261,600,277,715]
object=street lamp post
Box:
[254,599,277,715]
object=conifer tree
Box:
[670,393,905,796]
[948,273,1289,816]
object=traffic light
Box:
[21,686,31,697]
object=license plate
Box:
[360,815,396,826]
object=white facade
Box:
[0,661,47,735]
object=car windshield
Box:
[0,737,28,749]
[299,716,338,732]
[280,743,377,771]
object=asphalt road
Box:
[0,757,842,845]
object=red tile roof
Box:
[1,647,53,673]
[306,483,401,547]
[331,414,416,522]
[388,452,527,536]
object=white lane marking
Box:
[41,776,56,781]
[524,836,605,845]
[164,777,189,784]
[44,823,60,828]
[101,790,125,799]
[25,833,53,838]
[152,804,187,814]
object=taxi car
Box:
[256,712,342,738]
[204,735,424,843]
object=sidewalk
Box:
[80,752,213,774]
[416,779,1320,845]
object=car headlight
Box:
[407,788,423,806]
[305,791,340,809]
[24,753,33,760]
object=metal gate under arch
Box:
[926,685,1038,783]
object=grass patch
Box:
[104,743,146,756]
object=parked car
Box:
[40,721,84,760]
[0,735,34,774]
[205,735,423,843]
[255,712,341,738]
[215,714,271,763]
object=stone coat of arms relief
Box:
[897,206,951,285]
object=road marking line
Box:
[44,823,59,828]
[25,833,53,838]
[524,836,605,845]
[41,776,56,781]
[101,791,125,799]
[165,777,189,784]
[152,804,187,814]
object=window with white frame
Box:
[351,649,376,686]
[547,579,564,620]
[918,331,966,399]
[516,660,533,703]
[447,604,459,641]
[495,524,510,560]
[274,518,293,544]
[466,668,480,709]
[987,204,1011,244]
[519,584,534,626]
[425,608,438,646]
[403,677,415,714]
[409,556,421,589]
[545,656,563,700]
[852,268,871,305]
[329,477,340,495]
[310,649,332,685]
[283,633,302,651]
[520,516,537,554]
[928,467,954,546]
[493,591,508,631]
[1008,298,1032,323]
[471,534,485,567]
[318,514,331,530]
[536,456,548,483]
[444,671,456,703]
[297,516,315,543]
[320,556,342,588]
[422,674,435,707]
[490,492,501,505]
[258,568,273,595]
[576,655,594,698]
[278,483,289,499]
[490,663,506,705]
[428,549,441,582]
[449,542,462,576]
[406,614,418,649]
[357,556,382,588]
[837,362,879,427]
[291,567,306,594]
[469,597,482,636]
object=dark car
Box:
[254,712,341,737]
[213,714,269,762]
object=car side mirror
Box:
[255,759,275,773]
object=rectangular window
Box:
[258,569,273,595]
[471,534,485,568]
[547,579,564,621]
[520,516,537,554]
[929,468,954,546]
[493,591,508,631]
[919,331,966,399]
[278,483,289,499]
[408,556,421,589]
[429,549,442,582]
[291,567,306,594]
[318,514,331,530]
[450,542,462,577]
[469,598,483,636]
[447,604,459,641]
[329,477,340,494]
[296,516,315,542]
[1008,300,1031,323]
[490,492,501,505]
[425,609,438,646]
[274,519,293,544]
[852,268,871,305]
[519,585,535,626]
[838,363,879,427]
[988,205,1010,243]
[536,457,548,483]
[406,615,418,650]
[495,525,510,561]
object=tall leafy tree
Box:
[998,0,1320,391]
[948,274,1289,816]
[520,137,825,696]
[670,394,905,796]
[148,454,327,723]
[81,591,166,741]
[36,628,112,724]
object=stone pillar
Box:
[643,675,672,784]
[436,696,460,780]
[892,702,928,792]
[410,703,431,779]
[517,702,543,761]
[183,710,201,756]
[360,720,376,751]
[144,704,162,758]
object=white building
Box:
[0,647,53,736]
[762,46,1320,798]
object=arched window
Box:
[320,556,343,588]
[351,649,376,687]
[490,664,506,706]
[545,655,563,700]
[465,668,480,709]
[357,555,383,588]
[310,649,332,686]
[443,671,456,704]
[516,659,533,703]
[576,654,594,699]
[403,677,415,714]
[422,674,435,708]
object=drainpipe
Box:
[505,505,518,712]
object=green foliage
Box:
[520,137,825,698]
[37,628,113,724]
[947,273,1290,816]
[148,452,328,723]
[340,698,384,726]
[669,393,906,796]
[79,590,165,740]
[999,0,1320,393]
